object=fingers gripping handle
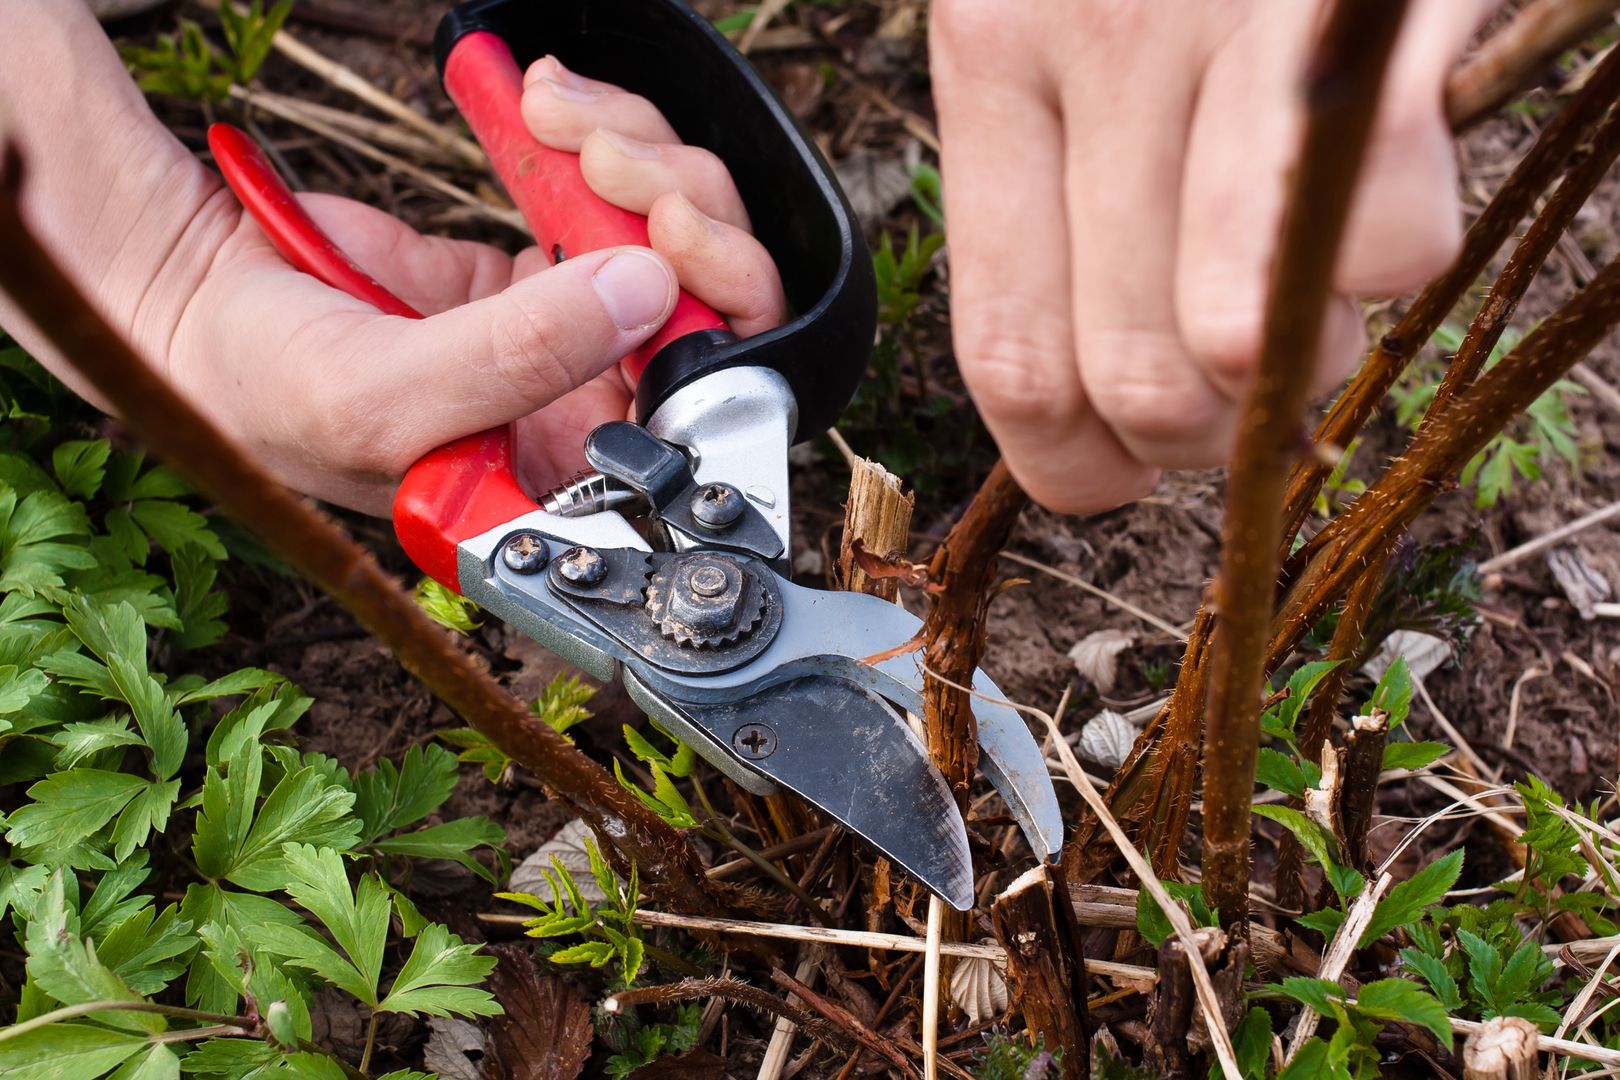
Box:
[394,32,731,591]
[441,32,728,382]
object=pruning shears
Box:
[208,0,1062,909]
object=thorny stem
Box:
[1425,97,1620,419]
[1086,13,1620,891]
[918,460,1027,958]
[1200,0,1412,933]
[0,150,732,920]
[1446,0,1620,131]
[1279,40,1620,542]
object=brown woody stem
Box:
[0,150,731,918]
[1201,0,1412,933]
[1447,0,1620,132]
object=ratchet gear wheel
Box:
[644,553,768,648]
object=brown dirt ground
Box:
[111,0,1620,1073]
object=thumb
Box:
[379,245,675,453]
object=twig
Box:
[1570,360,1620,414]
[1279,42,1620,538]
[757,951,820,1080]
[1340,712,1392,871]
[1017,691,1241,1079]
[628,909,1159,983]
[229,85,528,233]
[1201,0,1412,932]
[999,551,1188,640]
[1447,0,1620,131]
[249,6,487,168]
[1479,500,1620,574]
[770,967,916,1076]
[0,149,731,919]
[1284,873,1392,1062]
[922,896,943,1080]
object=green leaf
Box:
[129,499,225,559]
[106,1043,180,1080]
[1228,1008,1273,1080]
[1458,929,1502,1010]
[1275,976,1345,1019]
[531,673,595,739]
[108,778,180,862]
[59,598,186,778]
[1367,657,1413,729]
[1494,937,1554,1005]
[613,759,698,829]
[372,817,506,883]
[1360,849,1463,947]
[0,487,96,595]
[256,919,376,1007]
[437,726,511,785]
[1297,908,1346,938]
[0,1024,149,1080]
[1254,804,1340,872]
[177,1038,281,1078]
[178,884,307,1015]
[1382,741,1449,771]
[52,717,146,769]
[547,940,617,968]
[1324,861,1366,905]
[414,576,480,634]
[96,902,194,996]
[1256,747,1307,797]
[1400,947,1463,1011]
[23,871,163,1033]
[378,922,499,1017]
[4,769,148,853]
[351,744,459,843]
[1264,660,1343,743]
[171,546,227,650]
[192,750,359,892]
[1355,979,1453,1046]
[280,844,390,997]
[52,439,110,499]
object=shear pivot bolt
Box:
[556,546,607,586]
[732,722,777,758]
[689,564,728,597]
[691,483,744,529]
[501,532,548,574]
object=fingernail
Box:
[544,76,600,104]
[593,251,673,330]
[544,55,595,90]
[669,191,718,234]
[595,128,661,160]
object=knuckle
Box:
[1082,331,1225,447]
[483,293,577,408]
[1180,307,1263,387]
[958,325,1084,428]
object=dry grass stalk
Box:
[1201,0,1413,932]
[1284,873,1392,1062]
[1447,0,1620,131]
[229,85,529,233]
[1478,499,1620,573]
[248,5,488,168]
[0,152,733,919]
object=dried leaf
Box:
[1074,709,1138,771]
[1067,629,1134,692]
[1362,630,1450,683]
[1546,547,1612,620]
[508,819,609,907]
[833,149,913,228]
[483,946,593,1080]
[948,951,1008,1025]
[422,1018,484,1080]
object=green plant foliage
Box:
[613,720,699,829]
[597,1002,703,1079]
[498,836,647,988]
[1391,321,1586,507]
[1135,880,1217,948]
[122,0,294,103]
[972,1030,1060,1080]
[0,346,508,1076]
[414,576,480,634]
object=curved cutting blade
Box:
[640,581,1065,861]
[649,675,975,911]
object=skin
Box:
[1,0,1504,518]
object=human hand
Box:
[929,0,1501,511]
[157,56,783,516]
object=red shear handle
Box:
[397,32,728,590]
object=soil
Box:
[104,0,1620,1074]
